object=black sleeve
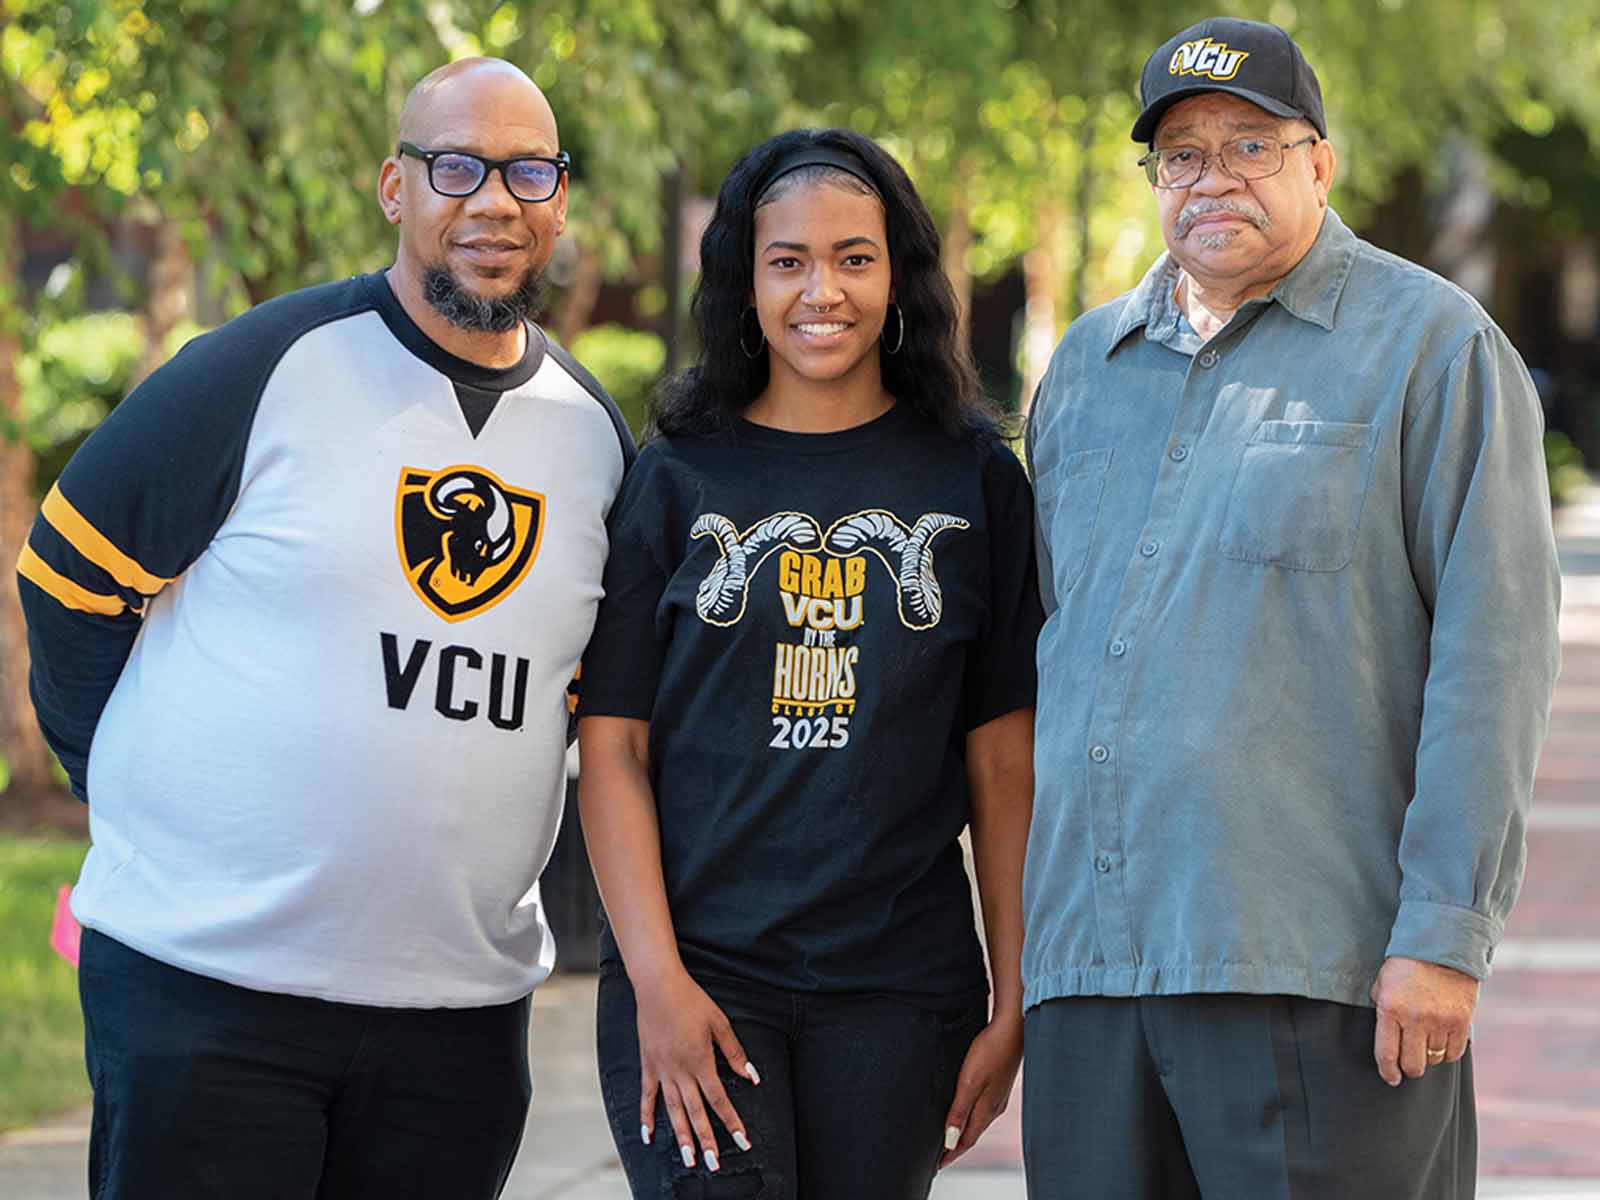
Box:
[15,277,372,799]
[962,438,1045,731]
[576,448,676,721]
[544,336,638,471]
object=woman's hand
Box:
[634,967,760,1173]
[938,1010,1023,1168]
[945,708,1032,1167]
[580,717,759,1169]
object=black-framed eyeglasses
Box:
[1138,134,1318,189]
[397,141,569,203]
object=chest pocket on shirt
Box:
[1035,447,1113,596]
[1218,419,1377,572]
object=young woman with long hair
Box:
[576,127,1041,1198]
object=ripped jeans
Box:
[596,960,985,1199]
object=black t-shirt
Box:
[579,403,1043,1000]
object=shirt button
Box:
[1170,445,1189,462]
[1109,639,1127,657]
[1089,744,1110,763]
[1198,349,1219,368]
[1095,853,1114,874]
[1141,540,1160,557]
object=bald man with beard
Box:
[17,59,633,1199]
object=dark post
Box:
[661,163,684,377]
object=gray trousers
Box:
[1023,995,1475,1199]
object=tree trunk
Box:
[553,233,606,347]
[1020,201,1063,422]
[0,215,59,818]
[132,218,194,388]
[1068,112,1097,324]
[660,166,685,377]
[942,168,974,347]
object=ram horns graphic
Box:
[428,470,515,584]
[691,511,822,625]
[823,510,969,629]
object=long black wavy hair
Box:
[650,128,997,440]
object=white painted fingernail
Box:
[680,1144,695,1168]
[745,1062,761,1085]
[945,1125,961,1150]
[640,1124,652,1145]
[705,1150,720,1173]
[733,1131,752,1152]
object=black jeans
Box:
[596,960,985,1199]
[1023,994,1477,1199]
[78,928,532,1200]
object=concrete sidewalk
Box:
[5,483,1600,1198]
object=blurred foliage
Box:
[485,0,810,277]
[785,0,1600,318]
[15,311,142,491]
[1495,118,1600,238]
[9,307,210,497]
[162,318,209,359]
[2,0,1599,462]
[569,323,666,437]
[0,836,90,1132]
[5,0,451,307]
[1546,431,1590,508]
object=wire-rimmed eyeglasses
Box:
[1138,134,1318,189]
[397,141,569,203]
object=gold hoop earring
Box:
[881,302,904,355]
[740,307,766,359]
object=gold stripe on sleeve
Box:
[16,544,128,617]
[42,484,176,596]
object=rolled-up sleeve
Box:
[1387,325,1562,978]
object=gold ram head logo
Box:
[395,465,545,622]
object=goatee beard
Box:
[422,265,547,334]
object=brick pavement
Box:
[1471,483,1600,1181]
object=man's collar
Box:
[371,270,547,390]
[1105,207,1358,357]
[1106,254,1180,356]
[1267,207,1356,330]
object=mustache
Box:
[1174,199,1271,238]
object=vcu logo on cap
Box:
[1169,38,1249,81]
[395,465,545,622]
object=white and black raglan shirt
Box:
[578,406,1043,1002]
[17,272,633,1008]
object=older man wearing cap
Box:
[1021,16,1559,1197]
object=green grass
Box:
[0,836,89,1132]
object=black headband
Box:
[754,145,881,201]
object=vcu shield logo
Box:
[395,465,545,622]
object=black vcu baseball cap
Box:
[1131,17,1326,144]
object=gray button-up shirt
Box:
[1023,209,1561,1010]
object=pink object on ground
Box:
[50,884,81,967]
